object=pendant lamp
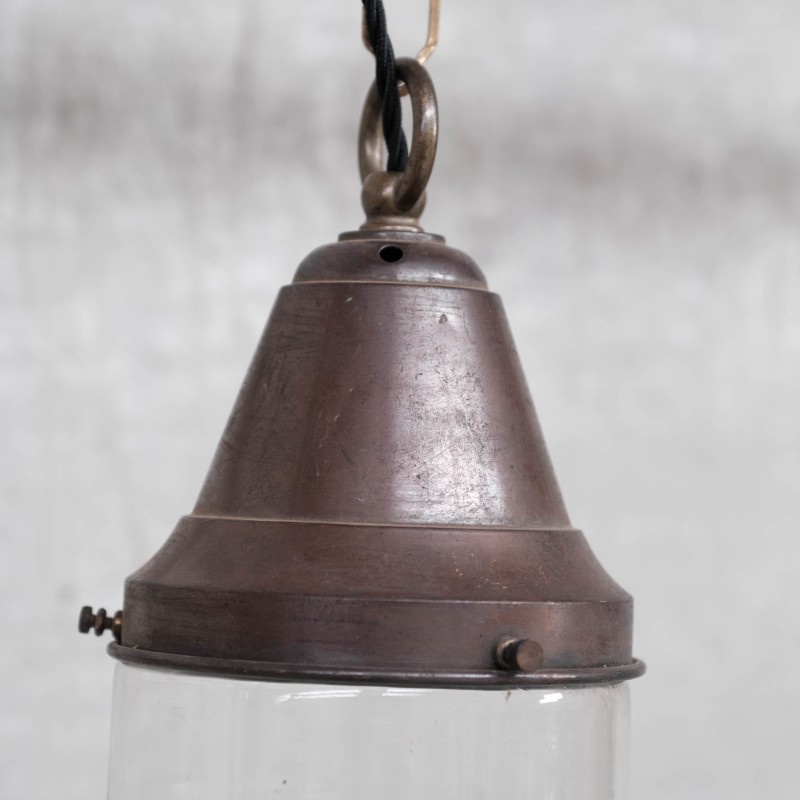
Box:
[79,4,644,798]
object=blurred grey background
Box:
[1,0,799,798]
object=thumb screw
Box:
[79,606,123,644]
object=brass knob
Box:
[496,638,544,672]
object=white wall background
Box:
[2,1,799,798]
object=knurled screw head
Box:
[78,606,123,643]
[78,605,95,634]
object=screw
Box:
[79,606,123,643]
[496,637,544,672]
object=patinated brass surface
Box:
[110,236,643,686]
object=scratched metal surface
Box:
[1,1,799,798]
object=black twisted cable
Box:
[362,0,409,172]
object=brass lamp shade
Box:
[108,232,643,687]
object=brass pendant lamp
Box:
[80,3,644,797]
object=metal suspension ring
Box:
[359,57,438,230]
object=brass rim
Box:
[109,643,646,688]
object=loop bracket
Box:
[362,0,441,66]
[359,57,438,233]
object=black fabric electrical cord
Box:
[362,0,409,172]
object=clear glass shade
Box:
[107,663,630,800]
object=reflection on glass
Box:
[108,663,629,800]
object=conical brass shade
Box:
[110,233,643,687]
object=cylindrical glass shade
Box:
[107,663,629,800]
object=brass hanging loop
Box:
[362,0,441,66]
[359,57,438,232]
